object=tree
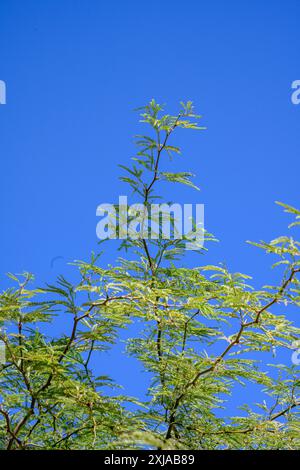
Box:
[0,100,300,450]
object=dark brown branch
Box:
[165,268,300,439]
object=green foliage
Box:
[0,100,299,449]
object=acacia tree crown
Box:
[0,100,300,450]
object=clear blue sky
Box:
[1,0,300,412]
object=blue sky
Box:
[1,0,300,411]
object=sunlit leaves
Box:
[0,102,300,450]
